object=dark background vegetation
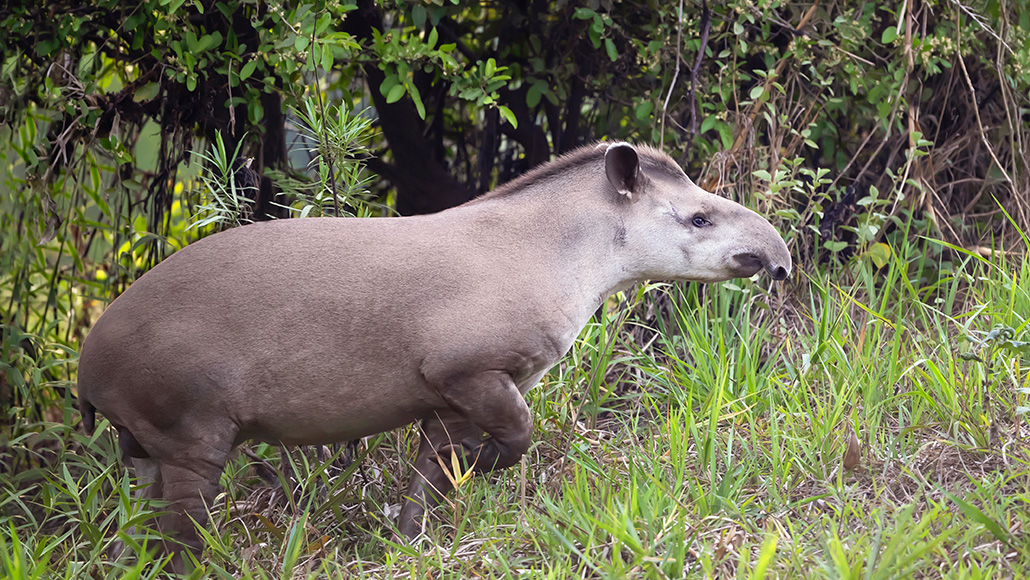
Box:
[1,0,1029,576]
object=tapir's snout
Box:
[750,210,792,280]
[732,251,790,280]
[766,233,792,280]
[762,246,791,280]
[730,224,792,281]
[691,187,792,283]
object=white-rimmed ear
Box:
[604,143,641,199]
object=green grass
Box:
[3,234,1030,578]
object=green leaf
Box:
[750,534,778,580]
[824,240,848,252]
[634,101,653,121]
[239,60,258,81]
[700,115,717,134]
[715,121,733,150]
[314,15,333,37]
[89,159,101,194]
[321,42,334,72]
[526,83,543,108]
[749,85,766,100]
[133,82,161,102]
[864,242,892,268]
[386,84,405,104]
[125,11,147,31]
[408,83,426,118]
[942,490,1012,546]
[604,38,617,62]
[412,5,427,29]
[37,37,60,57]
[195,32,222,53]
[247,99,264,124]
[1000,339,1030,355]
[185,30,198,53]
[85,178,113,219]
[858,223,879,241]
[588,16,603,48]
[881,26,898,44]
[498,105,518,128]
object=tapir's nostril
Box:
[769,264,789,280]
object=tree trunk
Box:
[343,0,474,215]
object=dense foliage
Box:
[2,0,1029,577]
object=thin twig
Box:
[726,1,820,155]
[227,61,236,137]
[947,0,1014,55]
[311,17,341,217]
[955,18,1018,200]
[660,0,685,151]
[683,0,711,159]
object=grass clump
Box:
[3,233,1029,578]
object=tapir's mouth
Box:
[733,252,790,280]
[732,252,765,277]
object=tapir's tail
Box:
[80,395,96,433]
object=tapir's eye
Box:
[692,215,711,228]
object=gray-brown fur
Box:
[77,143,790,570]
[471,143,683,202]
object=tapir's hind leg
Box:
[153,432,236,572]
[398,413,484,539]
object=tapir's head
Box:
[603,142,791,283]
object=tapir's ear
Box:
[605,143,641,199]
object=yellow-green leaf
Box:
[865,242,892,268]
[498,105,517,128]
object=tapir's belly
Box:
[235,362,444,445]
[213,336,448,447]
[241,396,429,447]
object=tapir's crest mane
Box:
[474,142,686,201]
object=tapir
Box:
[77,142,791,567]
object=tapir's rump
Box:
[77,142,790,569]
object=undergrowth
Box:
[3,2,1029,574]
[2,230,1028,579]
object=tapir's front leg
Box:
[434,370,533,472]
[398,371,533,538]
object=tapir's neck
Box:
[453,185,635,333]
